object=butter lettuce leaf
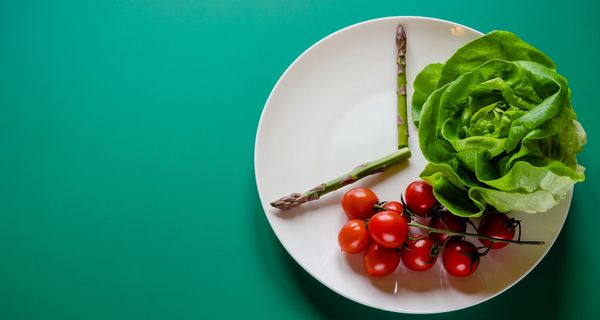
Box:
[413,31,586,217]
[412,63,443,128]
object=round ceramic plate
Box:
[254,16,571,314]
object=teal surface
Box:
[1,1,598,319]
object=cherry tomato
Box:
[428,210,467,246]
[382,201,411,223]
[478,212,517,249]
[405,181,438,217]
[368,211,409,248]
[363,242,401,277]
[442,240,480,277]
[338,220,371,253]
[341,187,379,220]
[401,236,438,271]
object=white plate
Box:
[254,16,570,314]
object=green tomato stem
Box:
[373,203,388,211]
[408,222,545,245]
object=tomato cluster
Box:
[338,182,519,278]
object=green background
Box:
[1,1,598,319]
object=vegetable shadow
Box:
[251,173,573,320]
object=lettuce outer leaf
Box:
[437,30,556,87]
[412,63,443,128]
[415,35,586,217]
[412,30,557,128]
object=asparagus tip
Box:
[271,192,311,210]
[396,24,406,51]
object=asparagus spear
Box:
[271,24,411,210]
[396,25,408,149]
[270,147,411,210]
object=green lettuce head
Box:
[413,31,586,217]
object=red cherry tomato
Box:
[341,187,379,220]
[363,242,401,277]
[401,236,438,271]
[428,210,467,246]
[478,212,517,249]
[368,211,409,248]
[382,201,411,223]
[338,220,371,253]
[442,240,480,277]
[405,181,438,217]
